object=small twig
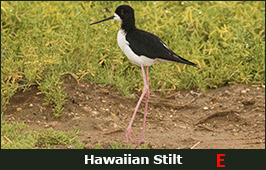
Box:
[190,141,201,149]
[1,46,7,56]
[196,124,214,132]
[228,69,240,79]
[3,135,13,144]
[194,110,236,125]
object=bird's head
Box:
[90,5,135,25]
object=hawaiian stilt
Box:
[90,5,199,144]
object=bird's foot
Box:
[126,128,134,143]
[136,139,145,144]
[126,128,145,144]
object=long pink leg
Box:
[126,64,149,143]
[139,66,150,144]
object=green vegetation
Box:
[1,1,265,115]
[1,1,265,148]
[1,119,84,149]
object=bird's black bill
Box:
[90,16,114,25]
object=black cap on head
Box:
[115,5,135,19]
[115,5,135,31]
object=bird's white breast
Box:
[117,29,156,66]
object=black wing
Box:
[126,28,198,67]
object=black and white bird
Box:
[91,5,199,144]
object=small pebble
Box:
[92,110,99,116]
[83,106,91,112]
[203,106,209,110]
[68,145,74,149]
[179,125,187,129]
[16,107,22,111]
[29,104,33,107]
[224,90,230,95]
[113,123,119,128]
[241,90,247,94]
[45,121,58,128]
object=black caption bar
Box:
[0,149,265,169]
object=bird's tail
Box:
[173,54,200,69]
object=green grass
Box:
[1,118,85,149]
[1,1,265,117]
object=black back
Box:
[126,29,198,67]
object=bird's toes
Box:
[126,131,134,143]
[136,139,145,144]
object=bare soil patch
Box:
[3,76,265,149]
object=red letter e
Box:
[217,154,225,167]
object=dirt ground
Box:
[3,75,265,149]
